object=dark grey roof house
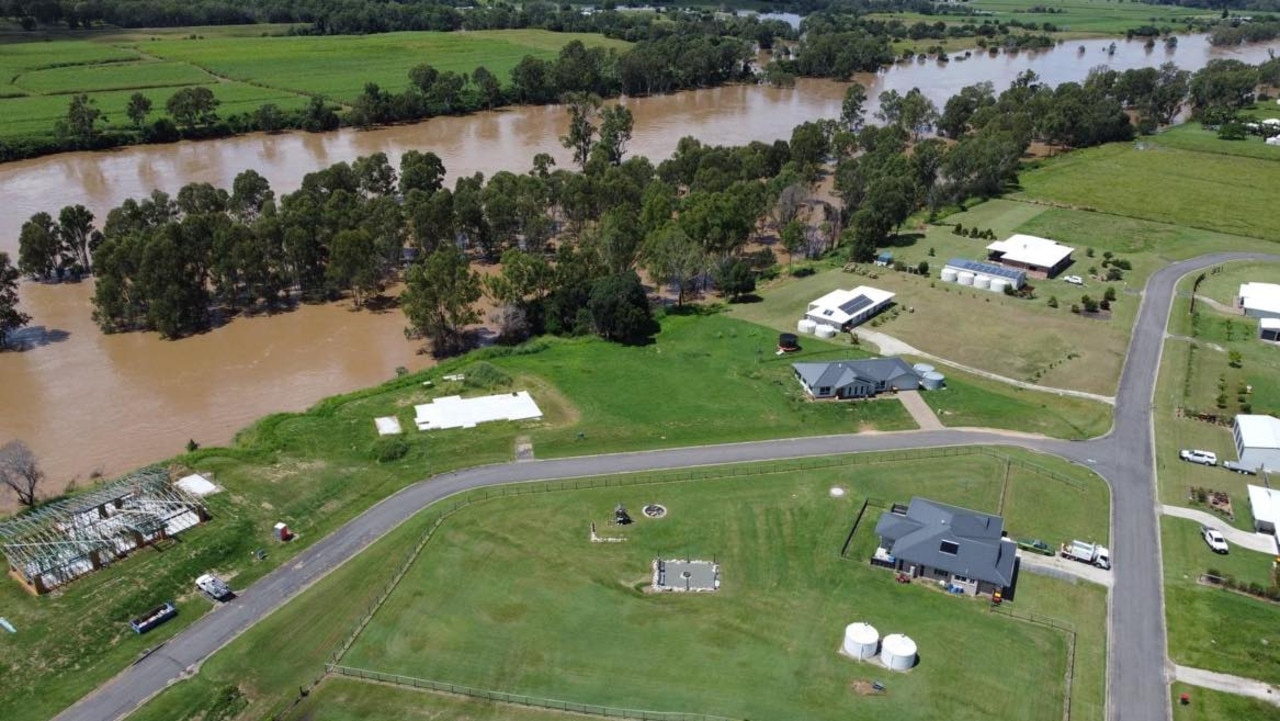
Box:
[792,357,920,399]
[873,497,1018,597]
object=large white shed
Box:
[1233,415,1280,472]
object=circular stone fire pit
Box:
[643,504,668,519]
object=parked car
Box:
[1201,527,1229,554]
[195,573,234,602]
[1179,449,1218,466]
[1018,538,1055,556]
[1223,460,1256,475]
[1063,275,1084,285]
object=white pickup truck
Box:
[1061,540,1111,570]
[195,573,234,602]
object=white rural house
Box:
[804,287,895,331]
[985,234,1075,278]
[1236,282,1280,320]
[1233,414,1280,473]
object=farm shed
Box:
[940,258,1026,292]
[1,468,208,594]
[1246,485,1280,539]
[1232,414,1280,473]
[1260,318,1280,342]
[804,286,895,331]
[985,234,1075,278]
[1236,282,1280,320]
[792,357,921,399]
[872,497,1017,597]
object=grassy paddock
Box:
[1150,121,1280,162]
[0,28,629,140]
[1015,143,1280,241]
[337,452,1107,721]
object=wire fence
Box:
[989,606,1081,721]
[327,665,739,721]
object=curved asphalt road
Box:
[52,252,1280,721]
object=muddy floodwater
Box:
[0,34,1275,498]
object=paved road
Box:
[52,252,1280,721]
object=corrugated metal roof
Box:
[944,258,1025,282]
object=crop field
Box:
[1015,143,1280,241]
[0,28,629,139]
[333,454,1107,721]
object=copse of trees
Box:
[20,56,1254,351]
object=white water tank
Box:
[973,275,991,290]
[880,633,918,671]
[957,271,975,286]
[921,371,946,390]
[990,278,1010,294]
[814,325,838,339]
[842,622,880,659]
[912,363,935,375]
[797,318,818,334]
[940,268,959,283]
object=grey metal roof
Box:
[945,258,1026,282]
[792,357,917,389]
[874,497,1017,587]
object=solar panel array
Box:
[945,258,1025,282]
[838,294,874,316]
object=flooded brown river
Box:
[0,34,1275,499]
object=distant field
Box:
[1015,144,1280,241]
[968,0,1207,35]
[0,28,630,140]
[138,30,633,101]
[1150,121,1280,162]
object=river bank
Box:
[1,32,1275,502]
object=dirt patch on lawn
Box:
[850,679,886,696]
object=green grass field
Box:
[1172,682,1280,721]
[970,0,1206,34]
[1015,143,1280,241]
[1149,121,1280,162]
[333,453,1107,721]
[0,28,629,140]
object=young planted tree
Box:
[0,439,43,507]
[401,247,482,357]
[0,252,29,350]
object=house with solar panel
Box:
[985,234,1076,278]
[803,286,895,331]
[940,258,1026,293]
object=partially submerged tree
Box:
[0,252,30,350]
[0,440,43,507]
[401,247,482,357]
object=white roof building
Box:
[1237,282,1280,319]
[1233,414,1280,473]
[985,234,1075,275]
[1246,484,1280,536]
[805,286,895,330]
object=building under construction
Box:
[1,468,208,594]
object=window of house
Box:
[819,387,830,395]
[939,540,960,555]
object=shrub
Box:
[1047,295,1059,308]
[464,361,513,389]
[917,260,930,276]
[792,266,816,278]
[1104,286,1117,302]
[372,436,409,463]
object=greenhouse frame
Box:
[1,468,208,594]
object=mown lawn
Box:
[1150,121,1280,162]
[1015,143,1280,241]
[338,454,1106,721]
[1171,682,1280,721]
[923,371,1112,439]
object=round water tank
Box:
[957,271,975,286]
[940,268,959,283]
[797,318,818,334]
[921,371,946,390]
[912,363,935,375]
[973,275,991,290]
[814,325,838,339]
[842,622,880,660]
[990,278,1009,294]
[880,633,918,671]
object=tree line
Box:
[8,57,1272,354]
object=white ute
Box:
[196,573,234,601]
[1201,527,1229,554]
